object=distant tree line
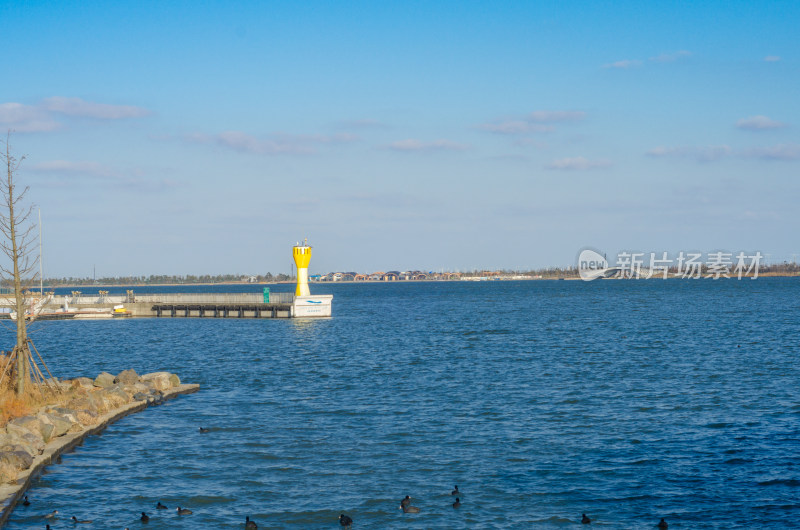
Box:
[748,262,800,275]
[3,261,796,289]
[4,272,297,288]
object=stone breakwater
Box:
[0,370,198,526]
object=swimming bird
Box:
[44,510,58,519]
[400,495,411,508]
[156,501,167,509]
[141,512,150,522]
[582,513,591,524]
[199,427,210,433]
[657,519,668,529]
[338,513,353,527]
[451,485,459,495]
[245,515,258,528]
[400,503,421,513]
[46,526,51,530]
[71,515,93,523]
[22,495,30,506]
[453,497,461,508]
[177,506,193,515]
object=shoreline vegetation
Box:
[0,368,197,525]
[0,368,186,455]
[8,263,799,289]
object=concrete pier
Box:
[0,291,333,319]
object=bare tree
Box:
[0,132,39,395]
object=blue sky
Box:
[1,1,798,276]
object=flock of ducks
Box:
[27,499,194,528]
[23,487,671,528]
[336,486,670,528]
[335,486,461,528]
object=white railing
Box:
[69,295,128,305]
[131,293,295,304]
[0,292,295,307]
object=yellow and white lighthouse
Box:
[292,239,312,296]
[290,238,332,317]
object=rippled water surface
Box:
[4,279,800,528]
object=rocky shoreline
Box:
[0,370,198,526]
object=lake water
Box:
[3,279,800,528]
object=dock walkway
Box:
[0,292,306,319]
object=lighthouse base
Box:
[292,295,333,318]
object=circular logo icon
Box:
[577,248,609,281]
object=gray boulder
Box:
[38,422,56,442]
[38,413,75,439]
[115,368,139,385]
[5,424,45,454]
[67,393,100,414]
[101,385,131,408]
[108,383,132,400]
[168,373,181,387]
[44,407,79,423]
[0,450,33,471]
[0,461,17,483]
[71,377,95,390]
[94,371,115,388]
[8,416,55,443]
[140,372,172,391]
[9,416,43,437]
[0,436,29,454]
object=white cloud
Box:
[477,111,583,136]
[0,97,150,133]
[386,139,469,152]
[647,144,800,162]
[0,102,60,132]
[184,130,358,155]
[736,115,787,131]
[647,145,731,162]
[42,97,150,119]
[649,50,692,63]
[603,59,642,69]
[602,51,690,70]
[28,160,118,178]
[764,55,781,62]
[216,131,311,155]
[28,160,178,192]
[547,156,612,170]
[743,144,800,161]
[528,110,586,123]
[478,121,554,134]
[475,110,586,148]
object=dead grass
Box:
[0,388,37,426]
[0,383,89,429]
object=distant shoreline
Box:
[35,272,798,290]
